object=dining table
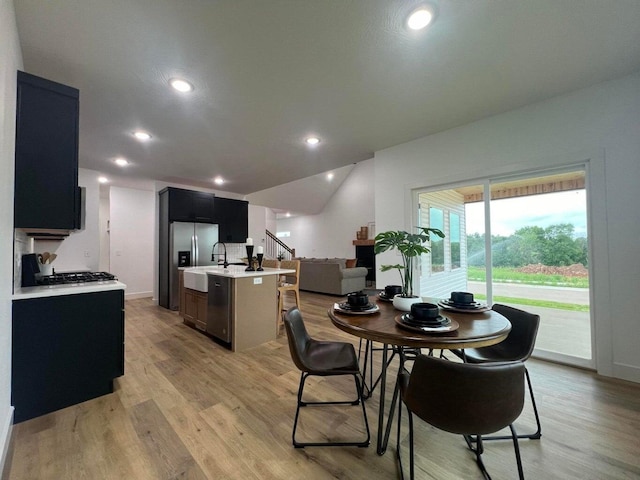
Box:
[328,295,512,455]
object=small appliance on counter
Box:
[21,253,40,287]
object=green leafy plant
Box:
[374,227,445,298]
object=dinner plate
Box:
[438,299,490,313]
[400,313,451,327]
[334,303,380,315]
[377,292,394,302]
[395,315,459,333]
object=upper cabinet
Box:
[14,71,80,231]
[163,187,216,223]
[215,197,248,243]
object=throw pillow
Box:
[345,258,358,268]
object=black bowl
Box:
[384,285,403,298]
[451,291,474,305]
[347,291,369,307]
[410,302,440,320]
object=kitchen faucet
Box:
[211,242,228,268]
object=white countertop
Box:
[13,281,127,300]
[183,265,295,279]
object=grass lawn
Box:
[467,266,589,288]
[472,293,590,312]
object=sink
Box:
[184,270,208,292]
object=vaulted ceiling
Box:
[13,0,640,213]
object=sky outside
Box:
[465,190,587,237]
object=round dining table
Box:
[328,296,511,455]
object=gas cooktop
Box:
[37,271,117,286]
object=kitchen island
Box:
[12,280,126,423]
[181,265,295,352]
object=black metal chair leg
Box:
[510,424,525,480]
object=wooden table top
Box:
[328,297,511,350]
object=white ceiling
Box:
[14,0,640,209]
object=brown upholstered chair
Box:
[277,260,300,328]
[283,308,370,448]
[453,303,542,440]
[397,355,526,479]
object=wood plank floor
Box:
[5,292,640,479]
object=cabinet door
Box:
[192,191,215,223]
[14,71,79,230]
[12,290,124,423]
[216,198,249,243]
[183,289,198,323]
[168,188,195,222]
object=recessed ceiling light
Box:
[169,78,194,93]
[407,6,434,30]
[114,157,129,167]
[286,212,291,218]
[305,136,320,145]
[214,176,224,185]
[133,131,151,141]
[327,172,334,181]
[98,176,109,184]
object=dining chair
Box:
[277,260,300,329]
[453,303,542,440]
[261,258,278,268]
[397,354,526,480]
[283,307,371,448]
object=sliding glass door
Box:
[417,168,592,367]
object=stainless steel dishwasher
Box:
[207,275,232,343]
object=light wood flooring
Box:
[4,292,640,479]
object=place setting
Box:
[334,291,380,315]
[438,291,489,313]
[395,302,459,333]
[377,284,401,303]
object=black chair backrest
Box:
[403,355,525,435]
[491,304,540,361]
[283,307,313,373]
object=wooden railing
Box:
[265,230,295,260]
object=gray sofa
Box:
[298,258,368,295]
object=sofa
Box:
[297,258,368,295]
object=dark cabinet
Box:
[14,71,80,230]
[12,290,125,423]
[215,197,248,243]
[164,187,216,223]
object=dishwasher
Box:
[207,275,232,343]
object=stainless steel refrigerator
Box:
[160,222,219,310]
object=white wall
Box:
[0,0,22,469]
[277,160,375,258]
[374,72,640,382]
[34,168,102,271]
[110,186,155,299]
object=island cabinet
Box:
[183,288,207,331]
[14,71,80,231]
[12,290,125,423]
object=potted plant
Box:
[374,227,445,311]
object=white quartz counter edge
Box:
[183,265,295,278]
[13,281,127,300]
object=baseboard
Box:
[124,291,153,300]
[613,362,640,384]
[0,407,14,480]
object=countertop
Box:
[13,281,127,300]
[182,265,295,279]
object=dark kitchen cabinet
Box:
[14,71,80,230]
[12,290,125,423]
[215,197,248,243]
[164,187,215,223]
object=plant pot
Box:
[392,295,421,312]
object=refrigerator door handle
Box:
[194,234,199,266]
[191,234,196,267]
